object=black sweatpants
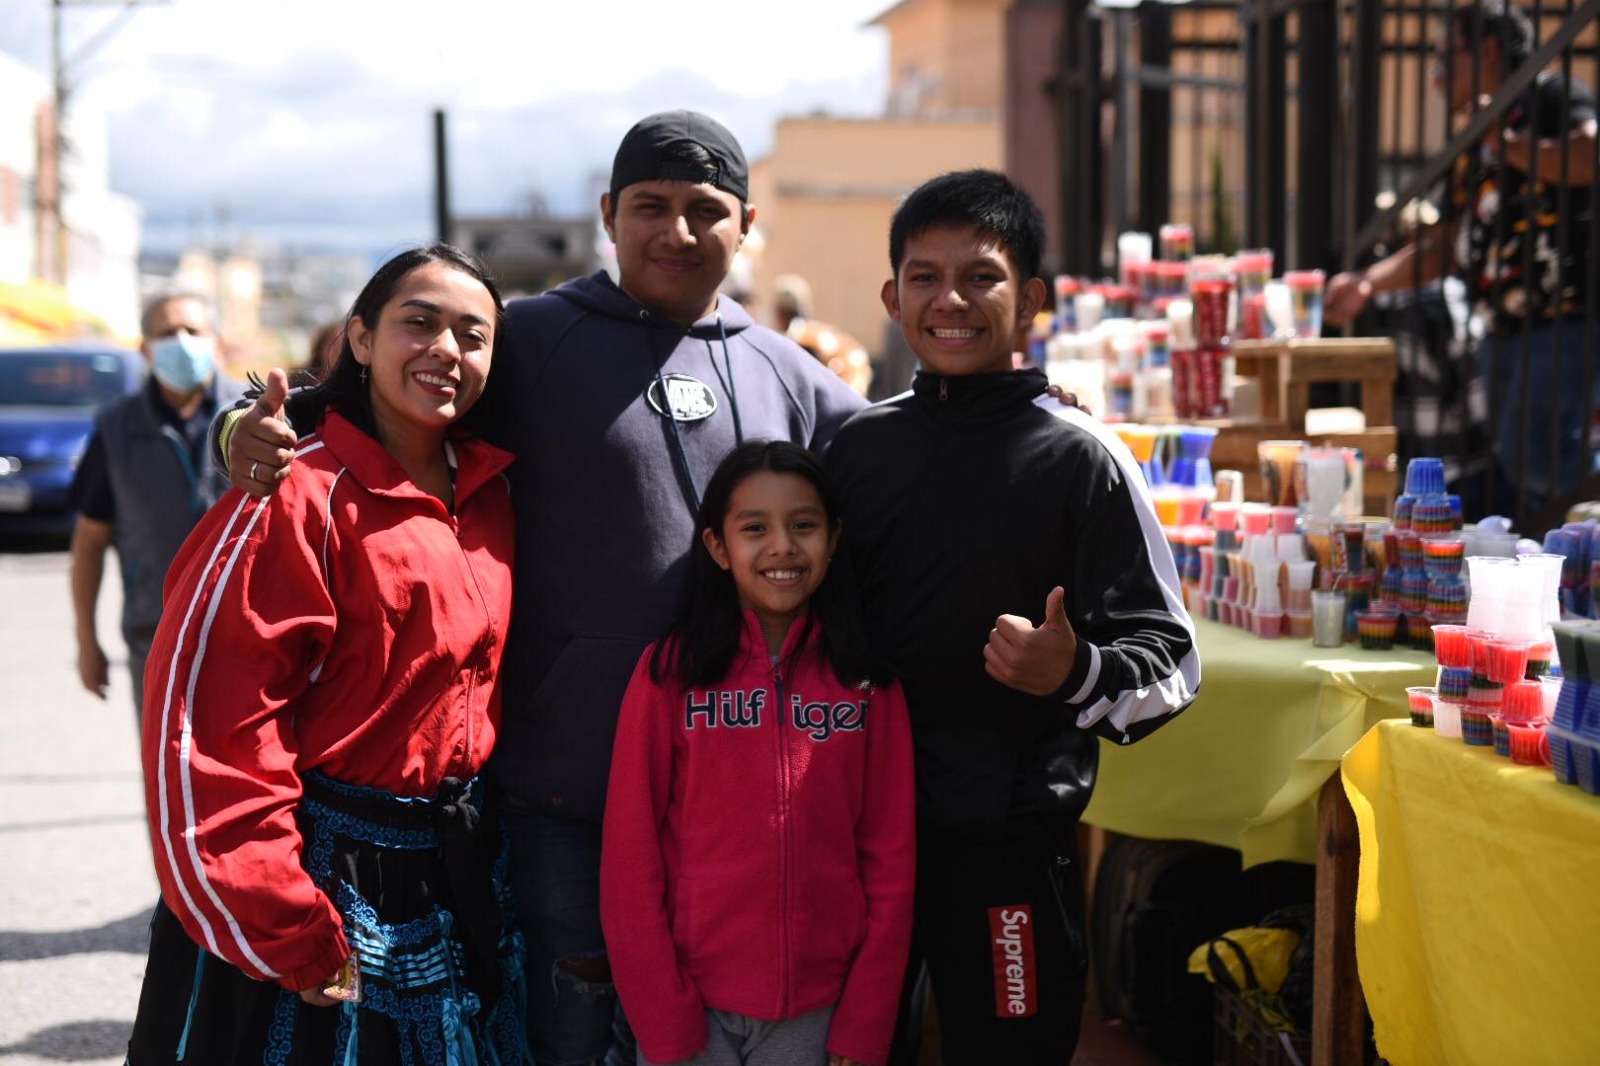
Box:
[893,824,1088,1066]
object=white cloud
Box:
[3,0,892,253]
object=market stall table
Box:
[1342,719,1600,1066]
[1081,616,1435,1065]
[1085,616,1435,867]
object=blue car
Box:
[0,345,145,538]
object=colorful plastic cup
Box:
[1461,707,1495,746]
[1356,608,1399,651]
[1406,685,1437,727]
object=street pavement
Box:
[0,544,151,1066]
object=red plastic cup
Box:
[1241,506,1272,537]
[1484,637,1533,685]
[1431,624,1472,669]
[1500,679,1545,724]
[1176,493,1207,527]
[1467,628,1499,679]
[1507,722,1551,766]
[1268,506,1298,535]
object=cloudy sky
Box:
[2,0,892,256]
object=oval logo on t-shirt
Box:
[647,374,718,422]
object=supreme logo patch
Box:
[988,904,1037,1018]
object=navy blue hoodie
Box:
[489,271,866,821]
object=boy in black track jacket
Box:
[825,170,1201,1065]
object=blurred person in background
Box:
[68,292,242,720]
[773,273,874,397]
[216,110,866,1066]
[1327,0,1597,517]
[303,319,344,382]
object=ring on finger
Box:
[250,460,260,481]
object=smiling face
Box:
[346,261,497,440]
[602,179,752,326]
[882,223,1048,377]
[702,469,840,654]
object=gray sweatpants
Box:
[637,1006,833,1066]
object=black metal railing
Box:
[1055,0,1600,532]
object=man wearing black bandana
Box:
[219,110,864,1065]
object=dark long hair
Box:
[282,243,506,438]
[650,440,885,689]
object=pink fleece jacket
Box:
[600,612,916,1066]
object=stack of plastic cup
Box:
[1548,621,1600,788]
[1462,629,1503,746]
[1335,572,1373,642]
[1170,426,1218,494]
[1423,536,1467,627]
[1497,679,1547,761]
[1433,624,1473,704]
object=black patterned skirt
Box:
[127,773,530,1065]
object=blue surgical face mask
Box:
[149,332,216,392]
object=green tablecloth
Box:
[1082,617,1436,866]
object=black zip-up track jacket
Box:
[827,369,1200,839]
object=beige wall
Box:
[877,0,1009,116]
[750,116,1001,360]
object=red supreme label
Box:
[988,904,1037,1018]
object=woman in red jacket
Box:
[600,440,916,1066]
[128,244,526,1064]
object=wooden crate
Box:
[1177,337,1399,516]
[1229,338,1397,431]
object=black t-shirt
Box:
[71,377,220,522]
[1456,72,1597,336]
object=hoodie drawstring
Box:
[709,313,744,444]
[654,311,744,517]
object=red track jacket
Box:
[142,412,514,993]
[600,613,916,1066]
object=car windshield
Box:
[0,351,130,407]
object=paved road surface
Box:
[0,545,151,1066]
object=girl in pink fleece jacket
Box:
[601,440,916,1066]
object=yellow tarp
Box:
[0,278,107,339]
[1084,617,1435,866]
[1343,719,1600,1065]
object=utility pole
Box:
[41,0,165,284]
[433,108,452,244]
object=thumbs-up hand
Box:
[230,368,297,498]
[984,586,1080,696]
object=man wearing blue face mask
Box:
[69,292,244,720]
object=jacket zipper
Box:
[773,658,792,1014]
[454,508,493,774]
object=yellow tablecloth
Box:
[1342,719,1600,1066]
[1083,617,1435,866]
